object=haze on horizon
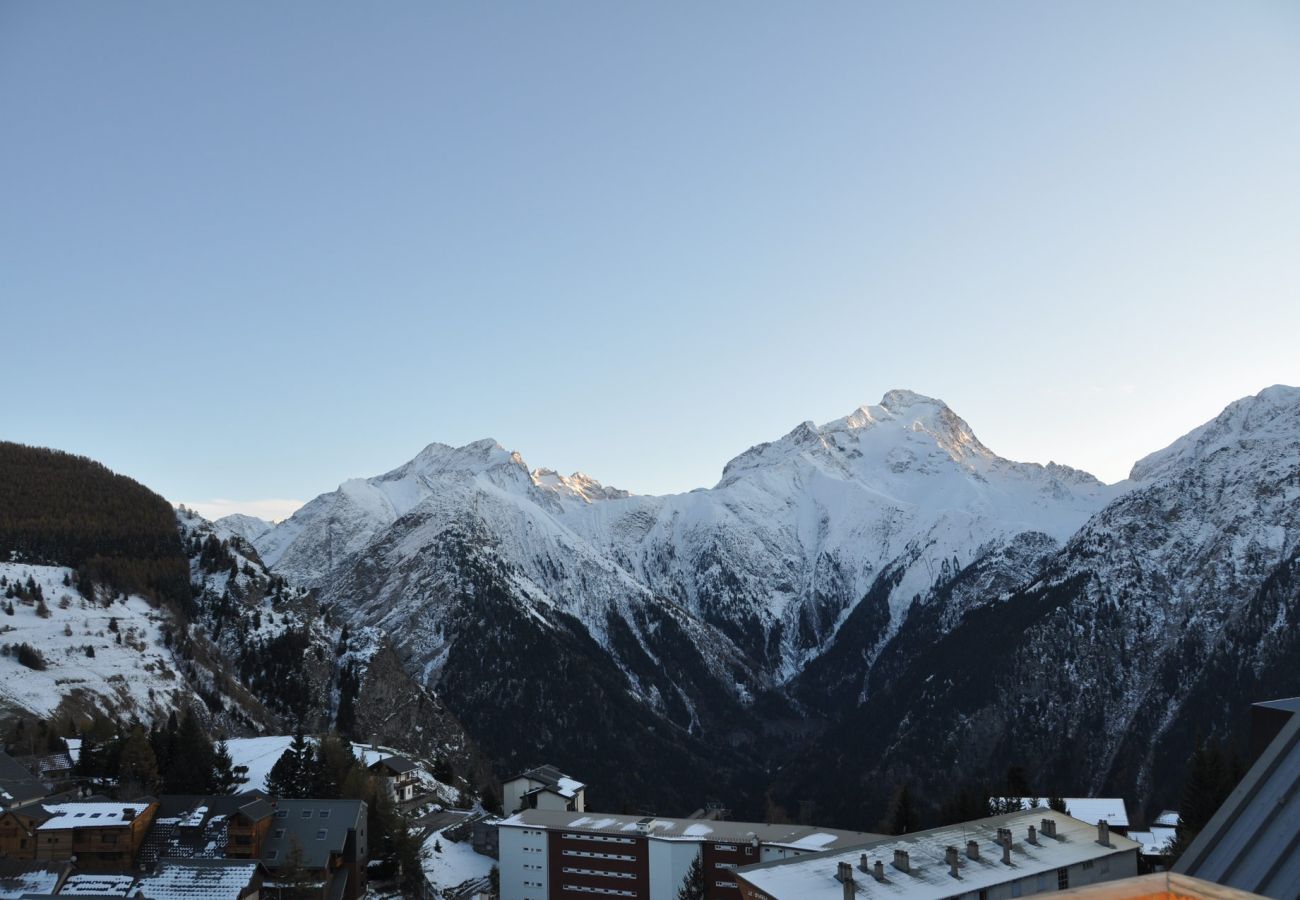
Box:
[2,2,1298,521]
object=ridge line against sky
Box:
[174,382,1296,523]
[3,3,1298,518]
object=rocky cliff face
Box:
[229,385,1300,823]
[777,386,1300,826]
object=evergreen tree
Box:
[676,853,706,900]
[1172,738,1244,860]
[1048,796,1069,814]
[311,733,359,799]
[117,725,160,794]
[878,783,921,835]
[163,709,216,794]
[212,739,250,794]
[265,727,313,798]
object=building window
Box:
[316,829,328,840]
[1058,868,1070,889]
[1012,883,1022,898]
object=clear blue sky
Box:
[3,2,1298,520]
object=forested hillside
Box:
[0,442,189,608]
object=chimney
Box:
[122,808,136,822]
[1097,820,1111,847]
[966,840,979,860]
[892,849,910,874]
[859,853,868,872]
[945,845,960,878]
[997,829,1012,865]
[838,862,855,900]
[872,860,885,882]
[1041,818,1057,839]
[1027,825,1038,845]
[836,861,852,882]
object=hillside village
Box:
[2,692,1298,900]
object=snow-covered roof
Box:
[735,808,1140,900]
[498,809,883,851]
[59,874,138,896]
[993,796,1130,828]
[1153,809,1179,827]
[1128,826,1176,858]
[133,860,258,900]
[0,862,68,900]
[369,755,418,776]
[36,802,151,830]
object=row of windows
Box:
[563,849,635,862]
[561,885,636,897]
[562,866,635,879]
[714,881,737,889]
[563,832,635,845]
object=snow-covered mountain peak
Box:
[721,390,996,484]
[212,513,274,545]
[1129,384,1300,482]
[393,438,523,480]
[531,468,629,502]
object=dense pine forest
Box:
[0,442,189,609]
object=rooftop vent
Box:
[1027,825,1038,845]
[1041,817,1058,839]
[892,849,910,874]
[872,860,885,882]
[966,840,979,860]
[835,861,853,883]
[858,853,868,872]
[945,845,959,878]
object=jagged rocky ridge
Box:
[247,389,1150,813]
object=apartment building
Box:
[498,809,884,900]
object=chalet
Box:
[366,755,420,803]
[0,751,50,810]
[33,801,158,870]
[733,808,1141,900]
[0,860,69,899]
[502,765,586,815]
[497,808,884,900]
[139,792,277,866]
[262,799,368,900]
[0,802,53,860]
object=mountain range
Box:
[233,384,1300,822]
[3,385,1297,827]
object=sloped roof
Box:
[0,752,48,808]
[36,802,151,830]
[261,799,365,871]
[368,755,417,776]
[1174,710,1300,898]
[59,874,137,897]
[133,859,258,900]
[735,808,1140,900]
[507,764,585,798]
[0,862,68,900]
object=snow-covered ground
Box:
[223,735,460,803]
[422,826,494,895]
[0,563,188,720]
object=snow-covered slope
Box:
[782,384,1300,825]
[212,513,274,546]
[0,563,191,720]
[258,390,1119,682]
